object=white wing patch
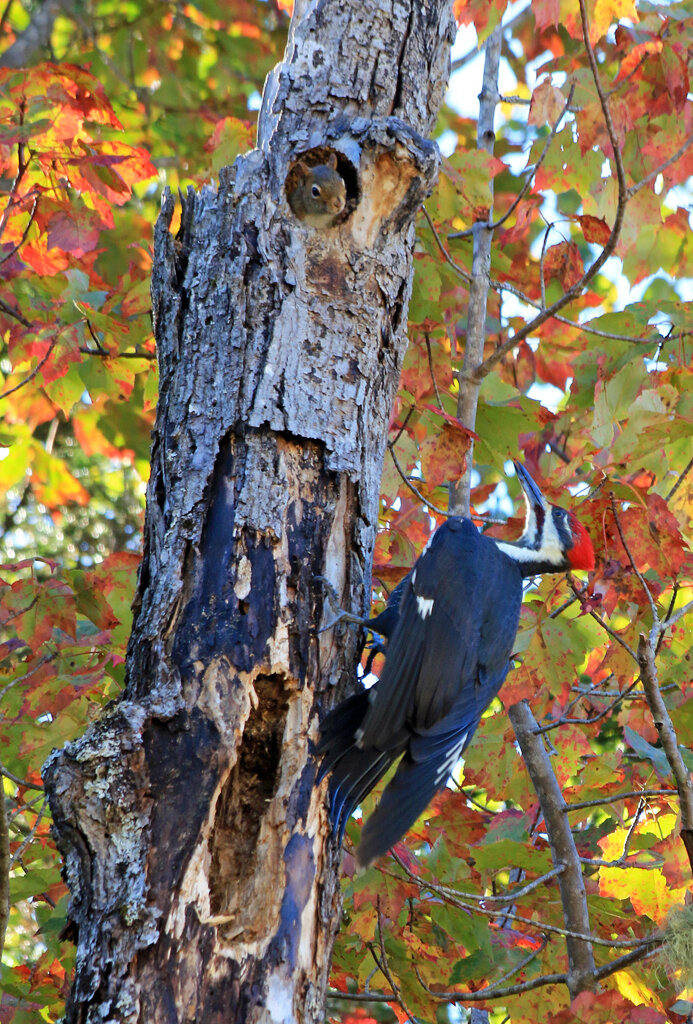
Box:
[416,595,434,619]
[435,733,468,785]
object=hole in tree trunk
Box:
[208,676,289,922]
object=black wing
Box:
[318,517,524,866]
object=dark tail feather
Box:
[355,739,462,868]
[317,689,403,844]
[331,747,402,842]
[317,690,370,781]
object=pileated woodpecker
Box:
[318,461,595,867]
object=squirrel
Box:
[287,153,347,228]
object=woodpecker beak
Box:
[512,460,547,550]
[513,460,546,512]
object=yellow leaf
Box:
[592,0,639,44]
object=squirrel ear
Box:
[327,152,338,170]
[296,160,310,176]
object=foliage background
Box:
[1,0,692,1021]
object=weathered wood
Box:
[43,2,455,1021]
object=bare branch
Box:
[0,768,8,959]
[424,333,445,412]
[421,204,471,283]
[371,903,417,1023]
[326,988,395,1003]
[0,761,43,791]
[627,133,693,198]
[414,935,553,1002]
[593,942,662,980]
[660,598,693,633]
[638,635,693,874]
[450,25,502,517]
[391,847,564,905]
[566,789,676,812]
[0,194,39,266]
[567,575,638,660]
[508,700,596,995]
[9,795,48,868]
[468,0,629,385]
[0,337,57,401]
[387,441,448,517]
[535,681,637,733]
[665,455,693,503]
[610,493,659,628]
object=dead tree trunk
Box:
[43,2,456,1021]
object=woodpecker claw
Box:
[314,575,366,634]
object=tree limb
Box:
[508,700,596,996]
[0,775,9,960]
[638,635,693,874]
[449,24,502,516]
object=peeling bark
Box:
[43,2,456,1021]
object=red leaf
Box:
[577,214,611,246]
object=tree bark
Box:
[43,2,455,1021]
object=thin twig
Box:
[486,85,574,234]
[391,848,564,906]
[422,205,471,283]
[659,598,693,633]
[10,795,47,867]
[79,346,156,361]
[579,855,660,870]
[567,575,638,660]
[0,296,32,328]
[326,989,395,1003]
[565,789,676,811]
[627,133,693,198]
[424,333,445,411]
[535,682,637,733]
[414,935,550,1002]
[0,194,38,266]
[0,761,43,791]
[372,902,416,1023]
[0,337,57,400]
[665,455,693,503]
[387,441,448,517]
[610,493,659,628]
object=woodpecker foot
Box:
[314,575,366,634]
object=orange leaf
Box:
[577,214,611,246]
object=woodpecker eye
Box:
[311,184,321,198]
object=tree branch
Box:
[610,493,659,628]
[638,635,693,874]
[665,455,693,503]
[565,789,676,812]
[0,338,57,400]
[508,700,596,996]
[469,0,629,384]
[627,133,693,198]
[0,772,9,960]
[449,24,502,517]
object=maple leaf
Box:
[528,79,565,127]
[577,214,611,246]
[543,241,585,290]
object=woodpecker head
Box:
[495,461,595,574]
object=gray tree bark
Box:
[43,2,455,1021]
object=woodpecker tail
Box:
[317,690,405,847]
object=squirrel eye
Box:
[311,184,321,198]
